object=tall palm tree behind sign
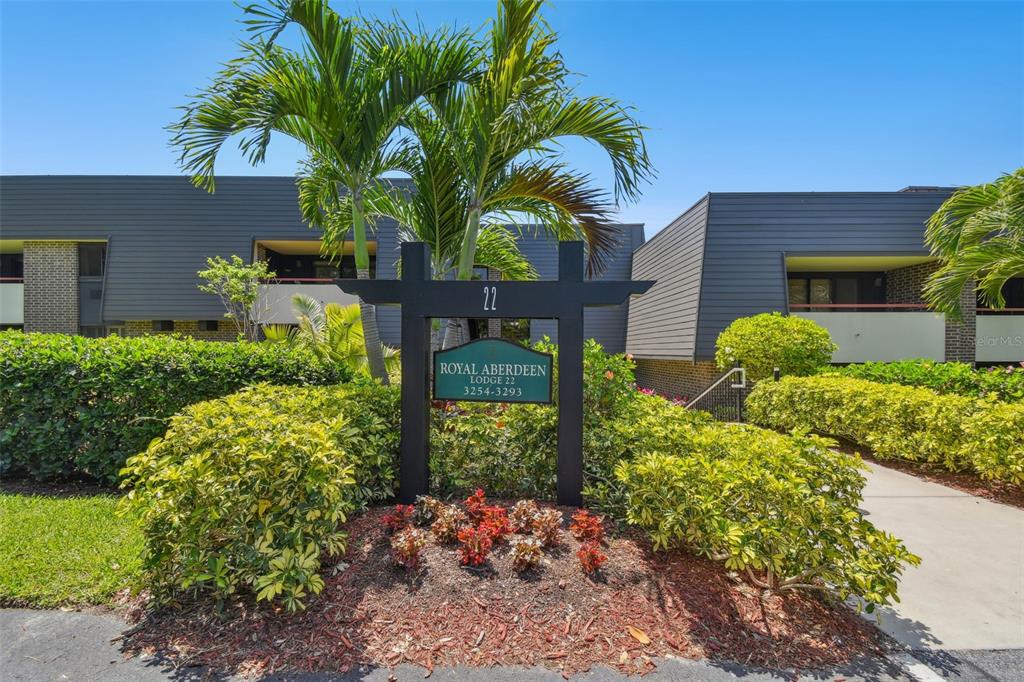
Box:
[169,0,476,381]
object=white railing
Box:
[257,280,360,324]
[976,314,1024,363]
[793,310,945,362]
[0,280,24,325]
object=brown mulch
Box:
[0,477,119,498]
[121,506,886,678]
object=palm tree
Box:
[420,0,653,346]
[924,169,1024,318]
[264,295,400,375]
[169,0,476,382]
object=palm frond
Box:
[924,168,1024,317]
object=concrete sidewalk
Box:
[858,462,1024,651]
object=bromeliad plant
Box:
[532,508,564,548]
[511,537,543,573]
[509,499,540,533]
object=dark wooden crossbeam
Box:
[336,241,654,506]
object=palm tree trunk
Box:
[352,196,390,384]
[442,201,483,349]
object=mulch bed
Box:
[121,506,885,678]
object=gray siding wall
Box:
[625,196,709,359]
[0,176,407,329]
[693,191,951,359]
[524,224,645,353]
[1,176,639,350]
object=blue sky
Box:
[2,1,1022,236]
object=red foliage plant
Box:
[480,505,511,542]
[569,509,604,543]
[382,504,414,534]
[390,528,428,572]
[577,541,607,575]
[464,488,488,521]
[457,525,493,566]
[430,504,468,544]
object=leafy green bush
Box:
[747,375,975,470]
[962,401,1024,485]
[715,312,836,380]
[120,388,363,612]
[827,359,1024,402]
[747,375,1024,484]
[0,331,351,483]
[616,427,919,610]
[430,339,710,503]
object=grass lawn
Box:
[0,493,143,608]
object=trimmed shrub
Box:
[715,312,836,380]
[827,359,1024,402]
[119,389,360,612]
[0,331,351,482]
[747,376,975,471]
[616,426,920,609]
[961,401,1024,485]
[747,375,1024,484]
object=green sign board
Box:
[433,339,553,404]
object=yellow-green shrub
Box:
[715,312,836,380]
[963,401,1024,485]
[616,426,919,609]
[120,386,376,612]
[746,375,975,471]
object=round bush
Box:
[715,312,835,380]
[119,383,398,612]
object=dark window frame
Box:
[786,271,887,310]
[78,243,107,278]
[153,320,174,332]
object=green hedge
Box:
[616,427,919,610]
[0,332,352,483]
[827,359,1024,402]
[747,375,1024,485]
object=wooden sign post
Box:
[337,241,653,506]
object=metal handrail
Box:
[685,366,747,411]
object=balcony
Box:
[976,309,1024,363]
[0,277,24,325]
[791,304,945,363]
[257,278,360,324]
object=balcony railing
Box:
[0,278,25,325]
[792,309,945,362]
[256,279,359,324]
[789,303,930,311]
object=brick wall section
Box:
[23,241,78,334]
[945,283,977,363]
[886,261,937,304]
[634,359,720,401]
[122,320,238,341]
[884,261,975,363]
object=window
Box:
[787,273,886,310]
[0,253,23,279]
[199,320,220,332]
[79,326,108,338]
[79,243,106,277]
[981,278,1024,314]
[264,248,376,279]
[153,320,174,332]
